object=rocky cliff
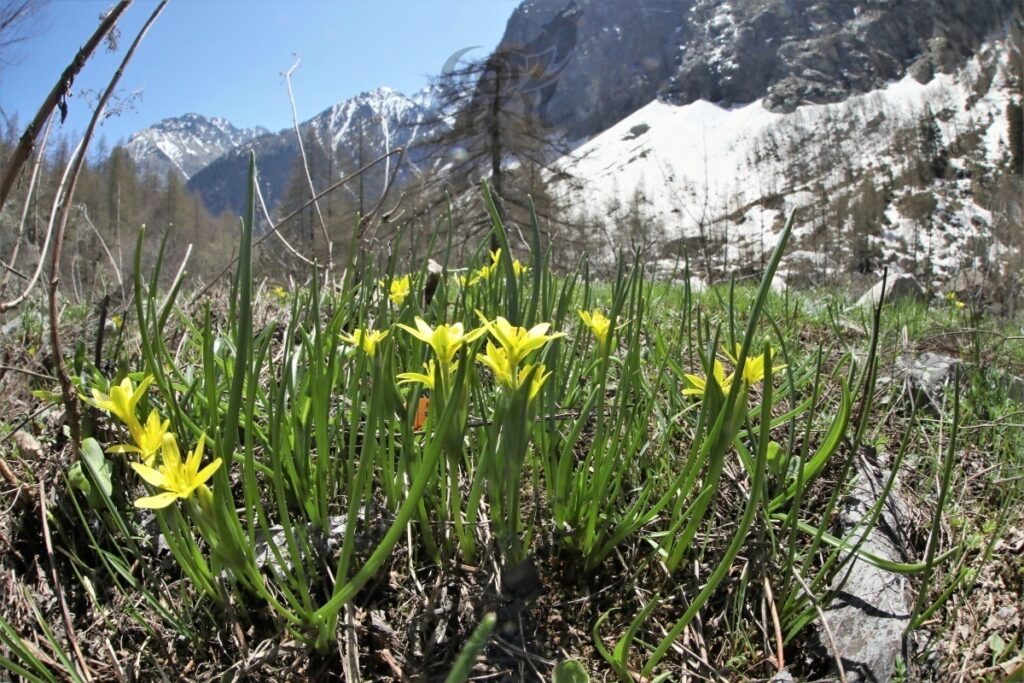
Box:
[495,0,1019,141]
[662,0,1018,113]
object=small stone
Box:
[13,430,44,460]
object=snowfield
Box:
[552,38,1017,286]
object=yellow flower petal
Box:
[131,462,168,488]
[185,433,206,478]
[193,458,222,488]
[134,491,180,509]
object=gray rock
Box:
[498,0,1016,137]
[254,515,354,577]
[1001,374,1024,405]
[659,0,1016,115]
[895,351,959,410]
[854,274,926,309]
[685,276,707,294]
[0,310,44,338]
[825,453,912,683]
[251,511,393,578]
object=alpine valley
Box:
[120,0,1023,288]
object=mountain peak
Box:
[123,113,269,180]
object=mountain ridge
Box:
[184,86,438,218]
[115,0,1022,288]
[122,113,268,181]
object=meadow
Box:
[1,161,1022,681]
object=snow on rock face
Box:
[122,113,269,181]
[496,0,1015,143]
[552,34,1018,285]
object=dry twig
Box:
[787,563,848,683]
[40,481,93,681]
[763,574,785,671]
[283,57,333,271]
[189,146,405,304]
[0,1,131,212]
[0,113,53,297]
[46,0,168,451]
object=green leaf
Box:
[444,612,496,683]
[72,438,114,509]
[552,660,590,683]
[66,462,90,497]
[766,440,784,478]
[988,633,1007,656]
[30,389,62,404]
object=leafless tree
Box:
[0,0,48,69]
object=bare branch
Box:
[0,108,53,295]
[47,0,167,451]
[190,146,405,304]
[283,57,332,270]
[1,136,85,313]
[0,0,131,212]
[254,176,316,267]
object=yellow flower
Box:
[397,360,449,391]
[380,274,411,306]
[519,363,551,403]
[478,314,565,368]
[85,375,153,434]
[579,309,612,351]
[109,409,169,466]
[466,250,508,286]
[397,317,485,368]
[683,359,732,397]
[723,344,785,386]
[476,343,550,403]
[468,264,493,286]
[946,291,965,309]
[340,327,389,356]
[131,433,222,509]
[271,285,288,302]
[476,341,515,388]
[512,259,528,277]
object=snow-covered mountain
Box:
[114,0,1021,289]
[122,113,268,181]
[186,87,438,218]
[552,35,1020,286]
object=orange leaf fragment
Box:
[413,396,429,430]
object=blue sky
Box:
[0,0,519,146]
